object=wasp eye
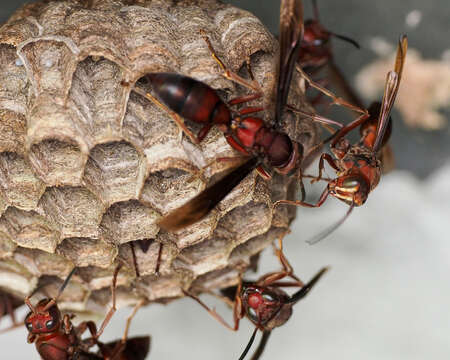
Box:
[45,319,55,329]
[247,307,258,323]
[262,293,274,302]
[342,178,360,189]
[313,39,323,46]
[25,322,33,331]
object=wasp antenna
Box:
[288,267,329,304]
[330,32,360,49]
[306,202,355,245]
[55,267,77,302]
[42,268,77,311]
[249,330,271,360]
[238,327,258,360]
[26,282,48,306]
[312,0,320,21]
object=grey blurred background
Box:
[1,0,449,359]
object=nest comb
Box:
[0,0,318,312]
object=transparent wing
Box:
[275,0,304,126]
[373,35,407,153]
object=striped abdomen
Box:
[146,73,231,126]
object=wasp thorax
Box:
[332,137,351,159]
[236,117,265,148]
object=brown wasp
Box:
[299,0,396,174]
[139,0,363,232]
[299,0,360,71]
[24,265,150,360]
[298,0,362,108]
[184,237,328,360]
[278,35,408,244]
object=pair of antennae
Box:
[26,267,77,313]
[238,329,273,360]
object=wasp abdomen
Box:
[146,72,231,125]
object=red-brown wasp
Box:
[298,0,362,108]
[24,265,150,360]
[184,237,328,360]
[277,35,408,244]
[300,0,359,69]
[299,0,396,174]
[141,0,363,232]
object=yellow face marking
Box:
[333,192,354,203]
[335,185,359,194]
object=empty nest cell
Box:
[68,56,128,143]
[174,236,234,276]
[136,274,185,302]
[0,152,46,210]
[189,266,242,293]
[14,247,73,278]
[38,186,105,239]
[57,237,117,269]
[19,40,77,97]
[0,259,38,296]
[100,200,160,245]
[228,227,287,267]
[0,110,26,155]
[76,265,134,291]
[29,139,86,186]
[141,167,204,214]
[0,228,16,259]
[213,200,272,246]
[0,207,61,253]
[123,90,182,159]
[0,44,28,116]
[83,141,145,205]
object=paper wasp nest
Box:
[0,0,317,311]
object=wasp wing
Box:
[98,336,151,360]
[373,35,407,153]
[275,0,304,126]
[158,157,260,231]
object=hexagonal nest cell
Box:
[0,0,318,315]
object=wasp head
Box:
[328,174,370,206]
[241,285,292,331]
[24,298,62,335]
